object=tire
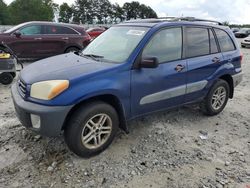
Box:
[0,73,14,85]
[65,47,80,53]
[200,79,229,116]
[64,101,119,158]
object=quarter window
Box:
[214,29,235,52]
[46,25,78,35]
[186,27,209,58]
[142,27,182,63]
[20,25,42,35]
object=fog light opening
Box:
[30,114,41,129]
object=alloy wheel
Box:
[211,86,226,110]
[81,113,112,149]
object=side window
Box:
[214,29,235,52]
[20,25,42,35]
[209,29,219,54]
[46,25,78,35]
[186,27,209,58]
[142,27,182,63]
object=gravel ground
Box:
[0,39,250,188]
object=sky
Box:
[4,0,250,24]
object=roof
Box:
[23,21,85,29]
[118,17,224,28]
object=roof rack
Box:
[171,17,223,25]
[125,17,223,25]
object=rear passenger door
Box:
[184,27,223,103]
[39,25,80,57]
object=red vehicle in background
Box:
[86,27,107,39]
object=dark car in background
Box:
[230,27,239,33]
[234,28,250,38]
[0,21,91,59]
[86,27,107,39]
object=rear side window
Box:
[214,29,235,52]
[186,27,209,58]
[142,27,182,63]
[209,29,219,54]
[46,25,78,35]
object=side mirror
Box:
[14,30,21,37]
[139,57,159,69]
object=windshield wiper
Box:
[81,53,104,61]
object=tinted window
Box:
[209,29,219,54]
[20,25,42,35]
[186,27,209,58]
[214,29,235,52]
[46,25,78,35]
[142,27,182,63]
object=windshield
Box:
[82,26,149,63]
[4,23,27,33]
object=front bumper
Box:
[11,83,73,137]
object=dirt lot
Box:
[0,40,249,188]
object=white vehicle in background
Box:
[241,36,250,48]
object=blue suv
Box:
[11,18,243,157]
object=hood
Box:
[20,53,117,84]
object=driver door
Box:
[9,24,44,58]
[131,27,187,117]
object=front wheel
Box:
[64,101,119,158]
[201,79,229,116]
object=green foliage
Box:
[71,0,157,24]
[59,3,73,23]
[0,0,10,25]
[0,0,157,25]
[222,21,229,26]
[8,0,54,24]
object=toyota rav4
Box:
[11,18,243,157]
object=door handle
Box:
[175,64,185,72]
[212,57,220,63]
[34,37,42,40]
[62,37,69,40]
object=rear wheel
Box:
[201,79,229,116]
[65,47,80,53]
[0,73,14,85]
[64,101,119,158]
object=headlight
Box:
[30,80,69,100]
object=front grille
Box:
[245,40,250,42]
[18,79,27,98]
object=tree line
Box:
[0,0,157,25]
